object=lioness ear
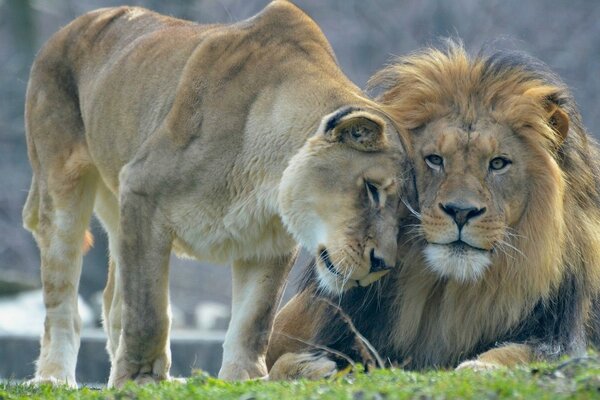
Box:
[322,107,387,151]
[546,103,569,143]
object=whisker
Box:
[494,242,516,262]
[496,238,526,260]
[356,284,372,313]
[402,223,424,229]
[505,227,526,240]
[401,197,422,220]
[401,227,425,246]
[273,332,357,368]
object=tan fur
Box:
[267,291,324,369]
[373,46,600,363]
[22,2,408,387]
[268,42,600,378]
[270,352,338,380]
[471,344,533,367]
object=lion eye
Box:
[489,157,511,172]
[424,154,443,170]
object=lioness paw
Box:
[269,352,338,380]
[26,375,78,389]
[109,352,171,388]
[110,372,169,388]
[218,361,268,381]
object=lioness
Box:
[22,1,408,387]
[267,42,600,378]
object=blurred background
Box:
[1,0,599,384]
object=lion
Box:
[22,1,410,388]
[266,42,600,379]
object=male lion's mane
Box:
[277,42,600,370]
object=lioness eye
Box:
[489,157,511,172]
[365,181,381,208]
[424,154,443,170]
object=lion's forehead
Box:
[420,118,520,163]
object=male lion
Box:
[267,42,600,379]
[22,1,409,387]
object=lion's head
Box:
[373,42,585,286]
[279,107,410,294]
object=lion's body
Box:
[23,2,407,387]
[267,44,600,378]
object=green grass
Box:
[2,358,600,400]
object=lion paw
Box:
[269,352,338,380]
[456,360,500,372]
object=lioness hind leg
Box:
[24,52,98,387]
[219,254,294,380]
[102,258,121,361]
[24,171,97,388]
[94,183,122,362]
[269,352,338,380]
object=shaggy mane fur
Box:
[277,42,600,370]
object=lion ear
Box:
[322,107,387,151]
[547,103,569,143]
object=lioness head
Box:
[374,43,571,283]
[279,107,409,294]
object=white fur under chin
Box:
[424,244,491,282]
[315,264,357,295]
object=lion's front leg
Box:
[219,254,294,380]
[108,189,173,388]
[456,343,533,371]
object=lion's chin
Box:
[424,243,491,283]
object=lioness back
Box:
[30,3,350,192]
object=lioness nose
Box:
[440,202,486,229]
[369,248,391,272]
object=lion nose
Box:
[440,202,486,229]
[369,248,391,272]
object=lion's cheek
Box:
[502,196,528,228]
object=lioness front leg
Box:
[219,254,294,380]
[108,189,173,388]
[456,343,533,371]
